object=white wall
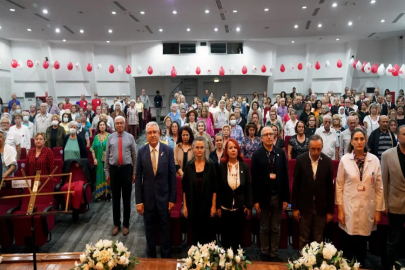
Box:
[0,38,13,106]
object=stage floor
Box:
[0,252,289,270]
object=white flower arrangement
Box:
[71,239,139,270]
[179,241,251,270]
[287,242,359,270]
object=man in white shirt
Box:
[315,115,339,160]
[339,116,357,159]
[9,113,31,150]
[34,103,52,134]
[1,117,21,159]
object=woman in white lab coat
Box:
[335,128,384,266]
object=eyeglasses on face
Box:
[261,133,274,137]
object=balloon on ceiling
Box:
[242,65,248,74]
[147,66,153,75]
[196,66,201,75]
[280,64,285,73]
[67,62,73,71]
[109,64,115,74]
[126,65,132,74]
[54,61,60,70]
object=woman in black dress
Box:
[288,120,309,160]
[270,124,284,150]
[209,133,224,166]
[305,115,317,137]
[300,102,314,124]
[182,137,217,245]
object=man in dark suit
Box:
[372,88,380,103]
[344,99,354,116]
[385,94,396,112]
[135,121,176,258]
[292,135,334,250]
[377,95,389,116]
[252,126,289,261]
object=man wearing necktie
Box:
[135,122,176,258]
[104,116,137,236]
[386,94,396,111]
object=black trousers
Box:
[189,215,213,246]
[341,229,367,267]
[110,165,133,228]
[387,213,405,270]
[144,205,171,258]
[221,208,245,252]
[138,112,143,132]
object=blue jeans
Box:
[387,213,405,269]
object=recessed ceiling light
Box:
[318,23,322,27]
[106,41,110,43]
[264,8,269,12]
[214,28,218,31]
[294,24,298,28]
[27,28,32,31]
[80,29,84,33]
[159,29,163,32]
[140,11,145,14]
[55,28,60,33]
[348,21,353,26]
[370,0,376,3]
[112,11,116,14]
[292,41,295,43]
[381,19,385,23]
[233,10,237,13]
[0,26,2,29]
[332,3,337,7]
[336,38,340,41]
[108,29,113,33]
[173,10,177,14]
[63,39,66,42]
[43,9,48,14]
[236,27,240,32]
[187,28,190,31]
[302,6,307,9]
[10,9,15,12]
[205,10,209,13]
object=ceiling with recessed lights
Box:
[0,0,404,44]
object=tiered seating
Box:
[0,180,21,248]
[52,147,63,160]
[20,148,27,159]
[214,128,222,135]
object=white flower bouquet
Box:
[179,241,251,270]
[287,242,360,270]
[72,239,139,270]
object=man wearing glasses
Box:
[315,115,339,160]
[251,126,289,262]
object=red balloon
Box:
[86,63,92,72]
[43,60,49,69]
[371,63,378,74]
[337,60,343,68]
[54,61,60,70]
[353,60,358,69]
[27,60,33,68]
[67,62,73,70]
[261,65,267,73]
[219,66,225,76]
[147,66,153,75]
[242,65,248,74]
[126,65,131,74]
[171,66,177,78]
[109,65,115,74]
[315,61,321,70]
[280,64,286,73]
[361,62,367,73]
[11,59,18,68]
[392,64,400,76]
[196,66,201,75]
[297,63,303,70]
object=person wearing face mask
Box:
[75,117,90,147]
[9,113,31,149]
[45,114,66,149]
[229,113,244,145]
[22,111,34,138]
[63,121,88,161]
[60,112,72,133]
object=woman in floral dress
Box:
[241,123,262,159]
[90,120,111,201]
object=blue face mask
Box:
[242,101,246,104]
[77,123,82,129]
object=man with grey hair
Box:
[34,103,52,134]
[8,93,21,109]
[167,103,180,124]
[1,117,21,159]
[315,115,339,160]
[46,96,60,115]
[339,115,357,159]
[105,115,137,236]
[135,121,176,258]
[277,98,288,118]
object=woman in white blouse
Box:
[363,103,379,137]
[9,113,31,149]
[214,100,229,129]
[284,109,298,139]
[335,128,384,266]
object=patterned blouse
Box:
[241,136,262,159]
[288,135,310,159]
[215,110,229,129]
[127,107,139,125]
[25,147,55,176]
[230,125,244,145]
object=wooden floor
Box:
[0,253,288,270]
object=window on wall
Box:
[227,43,243,54]
[180,43,196,54]
[210,42,243,54]
[163,43,179,54]
[211,43,227,54]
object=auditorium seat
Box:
[20,148,27,160]
[214,128,222,135]
[31,138,34,148]
[89,136,94,146]
[244,158,251,173]
[52,147,63,160]
[284,136,292,151]
[0,180,21,248]
[332,160,339,180]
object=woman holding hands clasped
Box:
[182,136,217,245]
[335,128,384,266]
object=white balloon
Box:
[269,65,274,72]
[377,64,385,76]
[229,66,235,75]
[386,64,393,76]
[364,62,371,74]
[18,60,24,69]
[252,65,257,73]
[207,68,212,75]
[325,60,331,69]
[349,57,355,66]
[117,65,123,73]
[399,64,405,79]
[35,60,40,67]
[306,62,312,70]
[185,66,190,75]
[356,61,362,70]
[75,63,80,71]
[136,66,142,74]
[97,64,102,70]
[288,63,294,72]
[160,68,166,76]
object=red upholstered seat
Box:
[332,160,339,180]
[214,128,222,135]
[244,159,251,173]
[0,181,21,248]
[20,148,27,160]
[52,147,63,160]
[284,136,292,151]
[31,138,34,148]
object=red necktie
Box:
[118,134,123,165]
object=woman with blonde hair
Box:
[46,114,66,149]
[363,103,379,137]
[198,107,214,136]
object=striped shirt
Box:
[377,132,393,159]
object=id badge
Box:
[270,173,277,180]
[357,184,365,191]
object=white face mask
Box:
[230,119,237,126]
[63,118,69,123]
[69,128,77,134]
[16,109,21,113]
[52,120,59,126]
[23,116,29,122]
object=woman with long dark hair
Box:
[174,126,195,177]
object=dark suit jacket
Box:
[386,102,396,111]
[135,143,176,211]
[344,107,354,116]
[251,146,289,208]
[216,161,252,210]
[379,103,388,116]
[292,152,334,216]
